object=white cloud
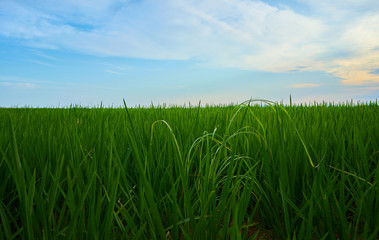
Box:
[31,50,58,60]
[105,70,121,75]
[0,75,121,91]
[326,14,379,85]
[344,86,379,92]
[290,83,320,88]
[0,82,12,86]
[1,81,36,88]
[1,0,379,85]
[17,82,36,88]
[25,59,56,67]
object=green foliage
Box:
[0,100,378,239]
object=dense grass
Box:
[1,100,378,239]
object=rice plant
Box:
[0,99,378,239]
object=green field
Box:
[1,100,378,239]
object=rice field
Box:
[0,99,378,239]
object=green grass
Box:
[0,100,378,239]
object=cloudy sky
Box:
[1,0,379,107]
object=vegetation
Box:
[1,100,378,239]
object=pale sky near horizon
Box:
[1,0,379,107]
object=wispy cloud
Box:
[0,82,12,86]
[1,0,379,86]
[31,50,58,61]
[343,86,379,92]
[0,75,121,91]
[108,64,129,71]
[1,81,36,88]
[290,83,320,88]
[25,59,56,67]
[17,82,36,88]
[105,70,121,75]
[0,76,38,88]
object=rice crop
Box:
[0,99,378,239]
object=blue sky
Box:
[1,0,379,107]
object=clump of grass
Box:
[0,100,378,239]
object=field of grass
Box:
[1,100,378,239]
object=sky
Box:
[1,0,379,107]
